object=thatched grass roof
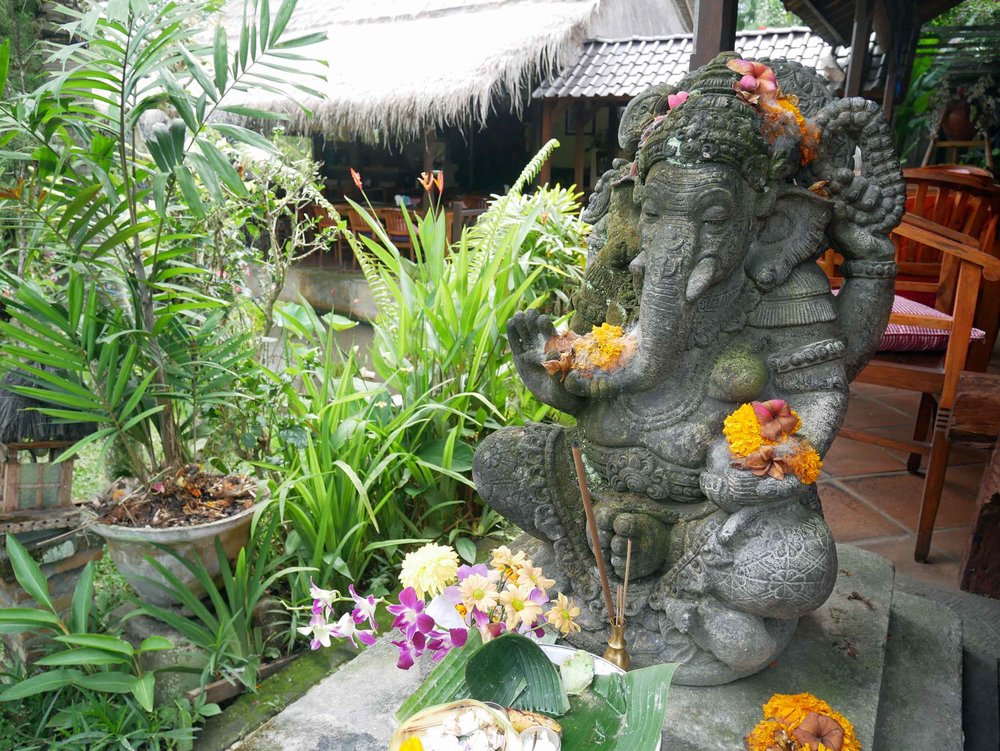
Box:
[0,370,95,445]
[220,0,688,143]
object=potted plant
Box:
[0,0,324,604]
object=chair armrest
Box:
[892,216,1000,281]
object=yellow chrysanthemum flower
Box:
[399,543,459,598]
[490,545,526,572]
[544,592,581,635]
[572,323,634,371]
[724,403,771,457]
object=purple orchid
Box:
[426,586,467,629]
[349,584,379,629]
[330,611,377,649]
[297,612,336,650]
[427,627,469,661]
[456,563,490,581]
[387,586,435,640]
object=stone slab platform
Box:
[660,544,894,750]
[234,545,894,751]
[874,591,963,750]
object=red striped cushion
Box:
[880,295,987,352]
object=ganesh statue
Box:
[472,54,905,685]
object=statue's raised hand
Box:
[507,310,583,414]
[810,97,905,261]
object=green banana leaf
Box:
[394,632,678,750]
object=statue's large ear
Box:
[746,186,832,291]
[618,83,676,156]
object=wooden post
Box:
[539,99,554,186]
[844,0,874,98]
[690,0,738,70]
[574,103,586,191]
[423,127,435,174]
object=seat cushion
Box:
[880,295,987,352]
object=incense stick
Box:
[622,537,632,623]
[571,445,616,622]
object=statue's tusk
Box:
[685,257,717,301]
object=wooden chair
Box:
[309,204,344,267]
[897,172,1000,371]
[380,208,414,259]
[834,214,1000,561]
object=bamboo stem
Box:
[571,445,616,622]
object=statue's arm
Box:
[508,310,585,415]
[830,231,896,382]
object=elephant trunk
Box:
[626,247,700,389]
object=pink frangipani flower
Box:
[667,91,689,109]
[726,58,779,103]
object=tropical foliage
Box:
[0,0,325,479]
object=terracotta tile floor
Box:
[820,381,989,592]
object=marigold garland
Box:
[745,693,860,751]
[724,401,821,485]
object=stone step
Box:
[873,590,963,750]
[660,544,895,750]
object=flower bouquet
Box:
[299,542,677,750]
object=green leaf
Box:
[465,634,569,716]
[179,46,219,102]
[74,671,133,694]
[175,165,204,217]
[416,439,474,473]
[213,24,228,92]
[139,636,174,652]
[396,629,481,722]
[0,39,9,94]
[454,536,476,564]
[0,607,63,632]
[71,562,95,633]
[5,534,53,612]
[36,648,131,667]
[615,661,678,750]
[269,0,297,44]
[54,633,134,656]
[197,139,247,197]
[0,669,83,701]
[131,673,155,712]
[219,104,288,121]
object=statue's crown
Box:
[636,54,772,186]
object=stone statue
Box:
[473,54,905,685]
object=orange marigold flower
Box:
[787,445,823,485]
[755,693,861,751]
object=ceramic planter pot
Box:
[942,100,977,141]
[92,501,262,607]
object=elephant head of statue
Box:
[572,53,904,395]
